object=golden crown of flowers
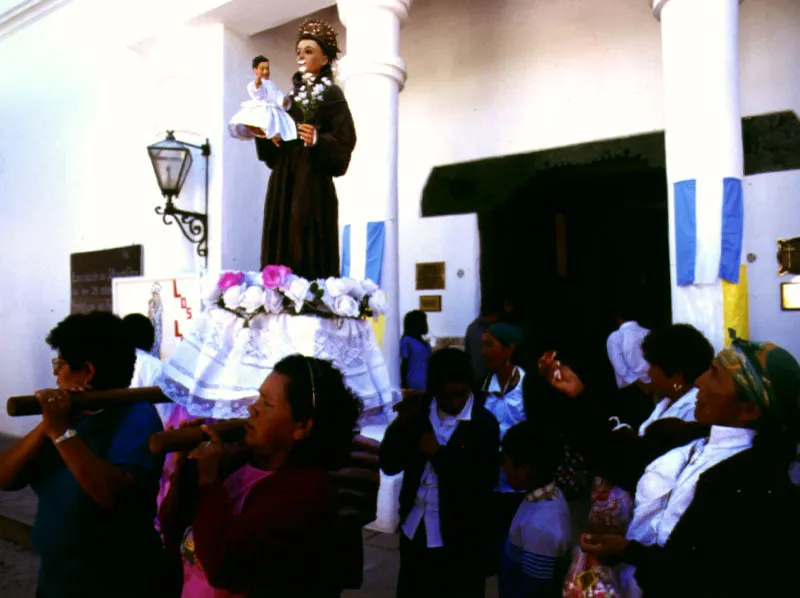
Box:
[297,18,339,55]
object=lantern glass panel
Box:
[147,138,193,198]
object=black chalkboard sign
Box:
[70,245,143,314]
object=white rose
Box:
[333,295,360,318]
[285,278,311,313]
[361,279,379,295]
[222,284,246,309]
[348,278,366,300]
[325,277,354,297]
[263,288,284,314]
[240,285,266,313]
[368,290,388,315]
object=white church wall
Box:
[739,0,800,358]
[397,0,666,339]
[743,171,800,358]
[0,5,200,435]
[398,0,800,353]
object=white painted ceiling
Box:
[204,0,336,37]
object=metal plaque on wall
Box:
[419,294,442,312]
[416,262,446,290]
[777,237,800,275]
[71,245,143,314]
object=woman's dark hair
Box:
[273,355,362,470]
[122,313,155,352]
[252,55,269,69]
[502,420,563,484]
[46,312,136,390]
[403,310,428,339]
[426,348,473,396]
[641,324,714,386]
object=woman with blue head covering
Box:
[481,322,527,441]
[481,322,531,576]
[570,334,800,597]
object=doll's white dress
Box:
[228,79,297,141]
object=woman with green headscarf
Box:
[545,336,800,597]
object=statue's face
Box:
[296,39,328,76]
[254,60,270,80]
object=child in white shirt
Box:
[499,421,571,598]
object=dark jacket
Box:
[625,444,800,597]
[552,391,799,596]
[380,397,500,550]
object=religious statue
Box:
[148,282,163,358]
[254,18,357,280]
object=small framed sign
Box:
[419,294,442,312]
[780,282,800,311]
[416,262,446,290]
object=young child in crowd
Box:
[381,348,500,598]
[499,421,572,598]
[228,55,297,141]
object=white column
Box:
[652,0,744,351]
[337,0,411,388]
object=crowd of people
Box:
[387,305,800,597]
[0,302,799,597]
[0,311,370,598]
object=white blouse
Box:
[484,367,527,439]
[638,388,698,437]
[627,426,756,546]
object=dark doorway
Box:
[478,164,671,390]
[421,111,800,390]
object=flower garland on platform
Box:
[205,266,387,326]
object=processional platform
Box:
[156,270,402,533]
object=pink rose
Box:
[261,265,292,289]
[217,271,245,291]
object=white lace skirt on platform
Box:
[159,308,395,420]
[228,100,297,141]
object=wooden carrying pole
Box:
[6,387,172,417]
[148,419,249,454]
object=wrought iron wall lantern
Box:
[147,131,211,261]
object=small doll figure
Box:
[228,55,297,142]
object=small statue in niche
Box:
[777,237,800,275]
[148,283,164,358]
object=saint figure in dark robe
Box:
[254,18,356,280]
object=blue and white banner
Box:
[674,177,743,286]
[341,221,386,284]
